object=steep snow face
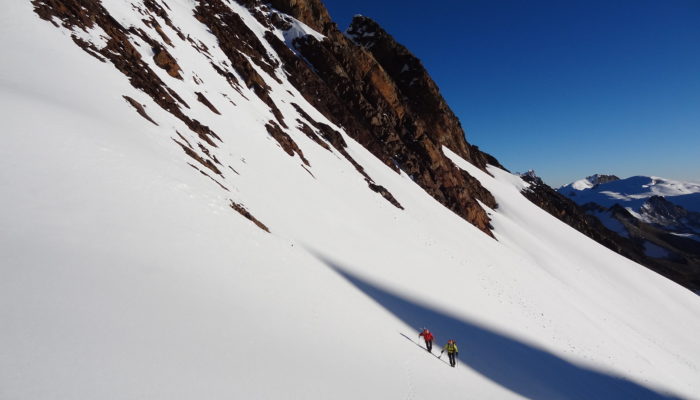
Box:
[2,2,700,400]
[559,175,700,213]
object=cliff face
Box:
[267,0,335,35]
[346,16,499,171]
[268,2,499,233]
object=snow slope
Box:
[2,1,700,399]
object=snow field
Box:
[2,1,700,399]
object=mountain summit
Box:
[560,174,620,191]
[2,1,700,399]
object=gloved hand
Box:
[455,352,459,357]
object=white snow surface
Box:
[570,178,596,191]
[2,1,700,400]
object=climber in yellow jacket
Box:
[440,339,459,367]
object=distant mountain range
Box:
[550,174,700,290]
[558,175,700,242]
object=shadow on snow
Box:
[314,253,683,400]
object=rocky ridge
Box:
[639,196,700,233]
[32,0,499,235]
[283,9,499,233]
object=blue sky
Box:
[323,0,700,187]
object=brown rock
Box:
[288,17,497,234]
[196,92,221,115]
[267,0,335,35]
[230,201,270,232]
[153,45,182,79]
[265,120,309,166]
[122,95,158,125]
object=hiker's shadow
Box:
[314,253,682,400]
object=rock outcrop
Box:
[640,196,700,232]
[267,0,335,35]
[31,0,515,236]
[267,4,499,234]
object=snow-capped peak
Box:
[561,174,620,191]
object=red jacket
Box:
[419,330,434,342]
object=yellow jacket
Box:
[442,342,458,354]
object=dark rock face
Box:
[230,201,270,232]
[153,45,182,79]
[274,9,498,234]
[346,16,502,172]
[196,92,221,115]
[267,0,335,35]
[521,175,700,292]
[640,196,700,233]
[224,0,501,233]
[123,96,158,125]
[265,120,310,166]
[588,174,620,187]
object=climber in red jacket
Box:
[419,328,434,352]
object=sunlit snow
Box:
[1,1,699,400]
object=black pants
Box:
[448,352,457,367]
[425,340,433,352]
